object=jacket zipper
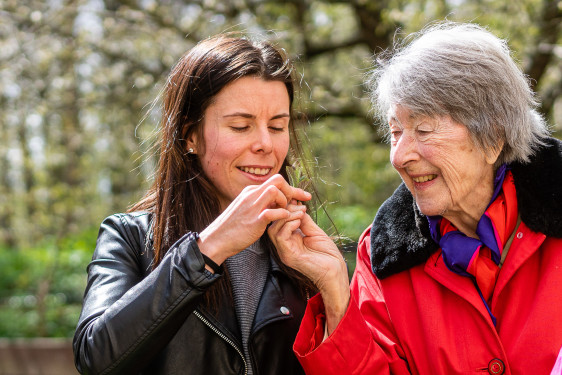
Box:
[193,310,248,375]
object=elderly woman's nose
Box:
[391,134,418,169]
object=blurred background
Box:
[1,0,561,373]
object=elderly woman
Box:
[270,23,562,374]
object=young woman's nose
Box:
[390,133,419,169]
[252,125,273,153]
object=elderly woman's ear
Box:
[484,141,504,165]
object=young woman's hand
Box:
[198,174,311,269]
[268,203,350,335]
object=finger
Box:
[259,207,290,223]
[257,185,288,210]
[277,218,303,242]
[268,220,282,241]
[274,209,305,240]
[268,208,303,234]
[263,174,312,203]
[260,205,307,222]
[286,202,307,213]
[280,185,311,204]
[271,222,304,266]
[299,212,326,237]
[286,208,306,221]
[290,187,312,203]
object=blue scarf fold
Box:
[426,164,509,324]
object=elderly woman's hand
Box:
[197,174,311,270]
[269,203,350,335]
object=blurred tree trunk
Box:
[47,1,84,234]
[35,0,83,336]
[351,0,397,52]
[0,98,16,248]
[525,0,562,89]
[524,0,562,117]
[16,108,37,222]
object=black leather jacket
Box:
[73,212,307,375]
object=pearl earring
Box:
[188,148,194,154]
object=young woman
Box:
[73,35,315,375]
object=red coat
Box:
[296,223,562,374]
[294,138,562,375]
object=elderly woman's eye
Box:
[390,130,402,141]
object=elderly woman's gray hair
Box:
[368,22,550,165]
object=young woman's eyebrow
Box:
[223,112,290,120]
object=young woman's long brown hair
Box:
[129,35,317,307]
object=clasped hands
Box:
[268,192,351,336]
[197,174,350,334]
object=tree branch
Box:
[524,0,562,91]
[539,70,562,119]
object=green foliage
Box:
[1,0,561,338]
[310,117,402,241]
[0,228,97,337]
[343,250,357,281]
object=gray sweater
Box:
[225,239,270,375]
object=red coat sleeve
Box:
[551,346,562,375]
[293,227,411,374]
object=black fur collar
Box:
[371,137,562,279]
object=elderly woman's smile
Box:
[411,174,437,183]
[388,105,498,236]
